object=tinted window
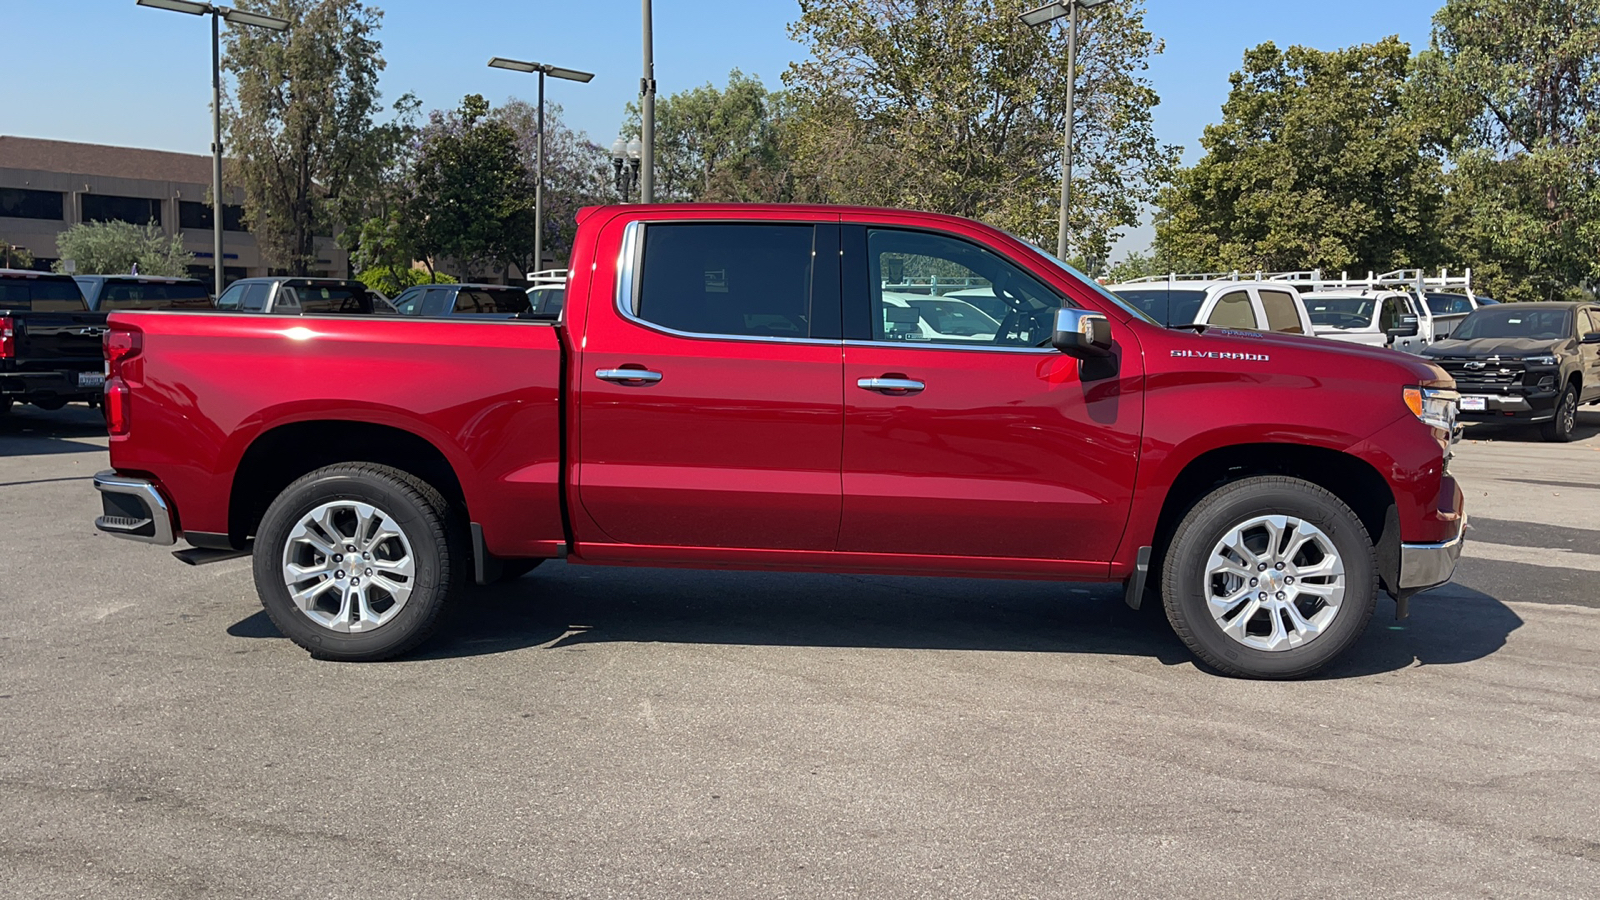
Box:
[0,188,65,220]
[296,285,367,314]
[635,224,817,338]
[453,288,531,315]
[1451,307,1571,340]
[1207,291,1257,329]
[1426,293,1475,315]
[0,277,87,311]
[215,283,246,310]
[1113,289,1208,327]
[97,280,211,310]
[1258,289,1304,334]
[528,286,565,317]
[868,229,1059,346]
[178,201,249,232]
[1306,296,1377,328]
[240,283,271,312]
[393,287,424,315]
[81,194,162,226]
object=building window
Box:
[178,200,248,232]
[0,188,65,220]
[81,194,162,226]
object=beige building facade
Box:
[0,135,348,282]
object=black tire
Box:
[1161,476,1378,680]
[0,397,12,416]
[1539,383,1579,443]
[252,463,466,661]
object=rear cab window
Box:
[631,223,822,338]
[294,284,367,314]
[98,280,212,310]
[0,276,88,312]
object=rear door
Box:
[576,217,845,551]
[836,222,1141,565]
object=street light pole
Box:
[1019,0,1110,261]
[137,1,289,295]
[488,57,594,274]
[640,0,655,203]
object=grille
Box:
[1435,358,1525,389]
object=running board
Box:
[172,545,252,566]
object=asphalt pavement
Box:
[2,404,1598,898]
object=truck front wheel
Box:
[1161,476,1377,679]
[253,463,465,661]
[1539,384,1578,442]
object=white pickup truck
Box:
[1104,275,1317,335]
[1274,270,1489,354]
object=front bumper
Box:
[93,470,176,546]
[1455,387,1558,423]
[1398,512,1466,591]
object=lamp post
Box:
[488,57,595,273]
[610,137,643,201]
[640,0,656,203]
[136,0,289,296]
[1019,0,1111,261]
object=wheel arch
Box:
[227,420,468,549]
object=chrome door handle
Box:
[857,377,925,394]
[595,368,663,385]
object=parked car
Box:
[1423,302,1600,442]
[1105,277,1316,335]
[91,204,1465,680]
[1303,290,1421,350]
[1269,270,1486,352]
[214,277,383,315]
[0,269,108,414]
[74,275,212,312]
[391,283,532,319]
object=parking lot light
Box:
[487,56,595,272]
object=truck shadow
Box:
[1460,408,1600,443]
[235,561,1525,677]
[0,404,107,456]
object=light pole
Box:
[136,0,288,296]
[640,0,656,203]
[1020,0,1111,261]
[610,137,643,201]
[488,57,594,273]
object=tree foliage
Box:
[1,240,34,270]
[1417,0,1600,301]
[353,264,453,296]
[491,98,613,269]
[783,0,1178,259]
[1154,37,1445,275]
[222,0,395,274]
[623,70,795,203]
[51,221,194,277]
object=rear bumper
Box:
[93,470,176,546]
[0,368,103,400]
[1398,512,1466,590]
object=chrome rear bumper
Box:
[93,470,176,546]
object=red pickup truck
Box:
[92,204,1465,679]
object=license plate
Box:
[1459,395,1486,411]
[77,372,105,388]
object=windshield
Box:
[1305,296,1377,328]
[1000,232,1159,324]
[1109,289,1206,327]
[1451,307,1571,341]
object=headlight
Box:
[1403,386,1459,433]
[1523,354,1559,366]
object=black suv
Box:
[74,275,212,312]
[1423,302,1600,441]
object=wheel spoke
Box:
[1204,512,1349,654]
[1261,603,1290,651]
[1223,597,1263,641]
[290,576,337,610]
[372,555,414,579]
[1260,516,1288,559]
[282,499,417,635]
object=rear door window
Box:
[633,223,819,338]
[1206,290,1257,329]
[1257,289,1304,334]
[296,285,366,314]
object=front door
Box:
[577,219,845,551]
[837,224,1142,565]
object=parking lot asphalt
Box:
[2,405,1598,899]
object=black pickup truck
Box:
[0,269,110,414]
[1423,301,1600,442]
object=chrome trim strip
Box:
[844,339,1056,355]
[1397,514,1466,590]
[93,469,177,546]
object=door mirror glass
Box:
[1386,314,1420,340]
[1052,308,1113,358]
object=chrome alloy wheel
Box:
[281,500,416,633]
[1560,391,1578,435]
[1205,515,1345,652]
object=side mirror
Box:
[1386,314,1420,341]
[1582,332,1600,345]
[1052,308,1114,358]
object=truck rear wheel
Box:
[252,463,465,661]
[1161,476,1377,679]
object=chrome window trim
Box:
[611,219,844,347]
[844,339,1056,355]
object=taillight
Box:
[104,326,142,371]
[0,316,13,359]
[103,325,142,436]
[105,379,131,436]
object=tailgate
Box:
[7,312,109,367]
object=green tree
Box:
[1154,37,1445,275]
[1417,0,1600,301]
[491,99,612,270]
[783,0,1179,260]
[1,240,34,270]
[222,0,393,274]
[51,221,194,277]
[353,264,453,296]
[399,94,537,279]
[622,70,795,203]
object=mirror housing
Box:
[1582,332,1600,345]
[1052,308,1114,358]
[1386,314,1420,341]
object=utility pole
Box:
[640,0,656,203]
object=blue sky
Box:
[1,1,1446,258]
